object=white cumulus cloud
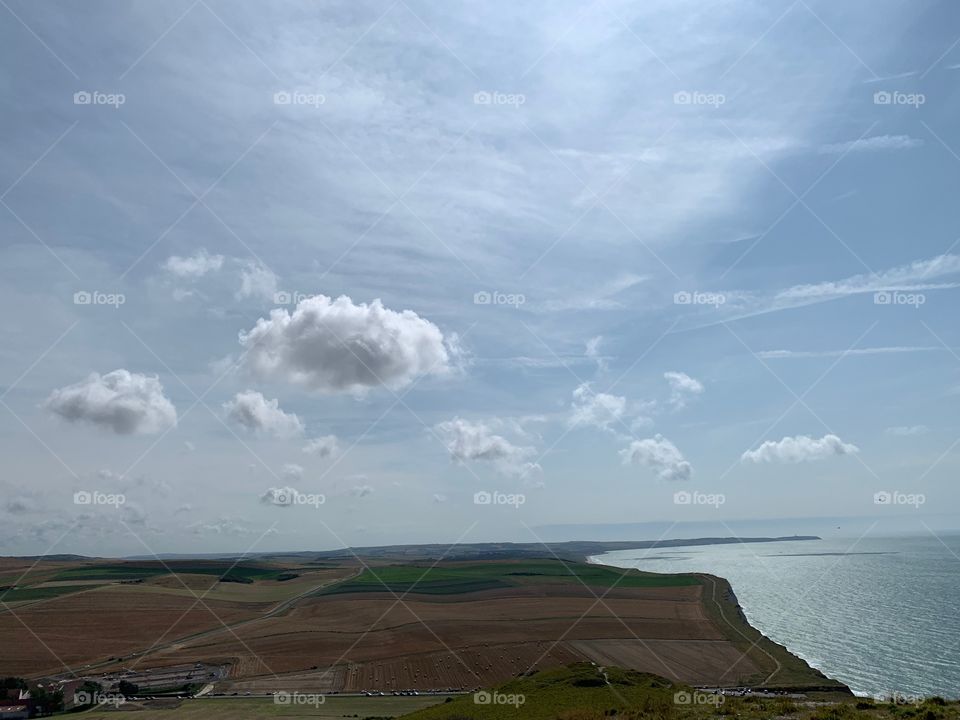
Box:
[45,369,177,435]
[223,390,304,438]
[664,371,704,410]
[741,434,859,463]
[237,261,278,302]
[569,383,627,432]
[239,295,452,393]
[162,248,224,278]
[436,417,540,478]
[620,434,692,482]
[302,435,339,457]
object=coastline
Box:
[585,553,851,694]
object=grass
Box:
[321,560,700,595]
[78,694,451,719]
[53,563,287,583]
[400,664,960,720]
[0,584,102,602]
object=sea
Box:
[591,534,960,699]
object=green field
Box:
[403,664,960,720]
[320,559,700,595]
[78,694,451,719]
[53,563,286,583]
[0,584,102,602]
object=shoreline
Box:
[585,553,851,695]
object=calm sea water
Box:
[592,535,960,699]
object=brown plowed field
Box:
[0,588,267,676]
[136,582,757,690]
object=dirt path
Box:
[702,575,781,686]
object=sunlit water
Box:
[591,535,960,698]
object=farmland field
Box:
[0,555,842,696]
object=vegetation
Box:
[401,665,960,720]
[0,584,102,602]
[322,560,700,595]
[53,562,290,582]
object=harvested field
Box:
[0,587,268,676]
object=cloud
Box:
[162,248,224,278]
[436,417,540,478]
[818,134,923,154]
[45,369,177,435]
[620,434,692,482]
[774,254,960,303]
[239,295,452,393]
[664,371,704,409]
[585,336,607,371]
[281,463,304,482]
[741,434,859,463]
[302,435,339,457]
[569,383,627,432]
[237,261,278,302]
[537,274,646,312]
[223,390,304,438]
[885,425,929,436]
[758,346,937,359]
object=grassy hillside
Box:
[403,664,960,720]
[320,559,700,595]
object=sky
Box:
[1,0,959,556]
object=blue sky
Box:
[1,0,959,555]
